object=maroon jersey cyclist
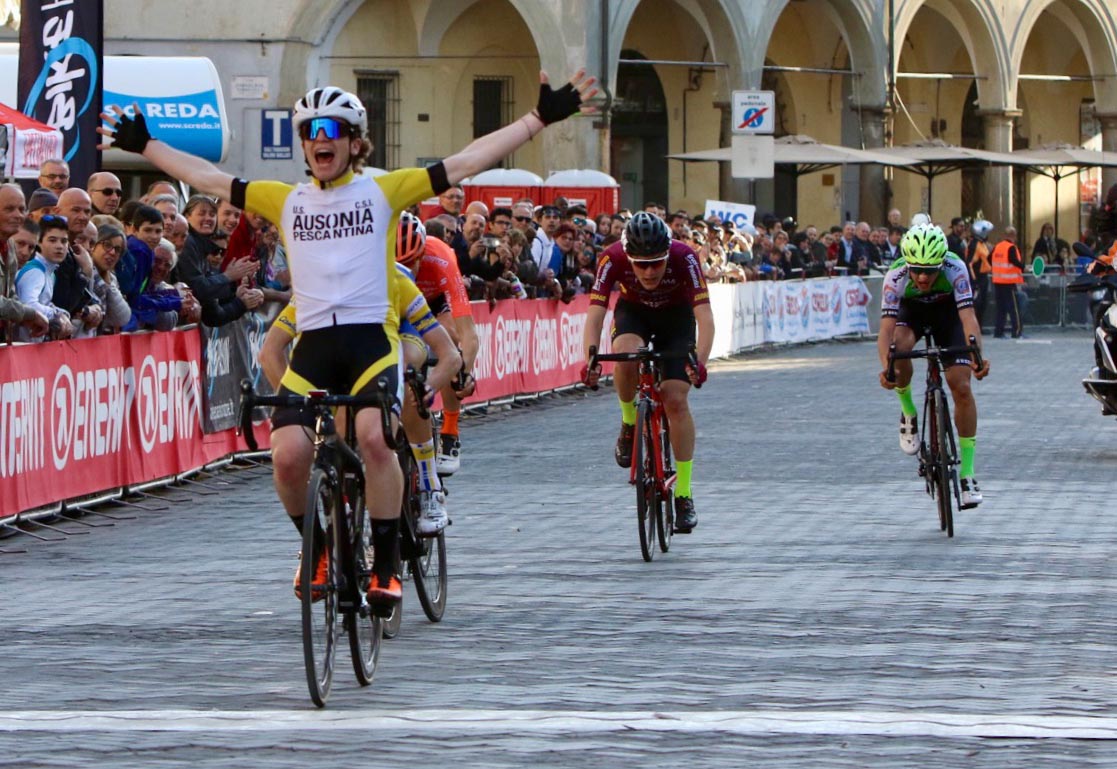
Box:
[581,212,715,533]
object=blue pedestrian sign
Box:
[262,109,293,160]
[732,91,775,135]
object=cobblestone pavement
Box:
[3,329,1117,767]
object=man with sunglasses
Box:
[878,222,991,508]
[511,203,534,230]
[99,68,598,607]
[87,171,123,216]
[580,211,714,533]
[37,158,69,195]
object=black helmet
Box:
[622,212,670,257]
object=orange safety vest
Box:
[991,240,1023,284]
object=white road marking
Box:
[2,710,1117,739]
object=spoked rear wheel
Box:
[931,390,954,538]
[380,438,414,639]
[656,413,673,553]
[346,490,382,686]
[634,401,656,562]
[302,468,338,708]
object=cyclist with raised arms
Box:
[258,223,462,538]
[99,69,597,606]
[878,222,991,507]
[581,212,714,532]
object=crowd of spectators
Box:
[0,157,291,344]
[419,190,932,306]
[12,153,1114,345]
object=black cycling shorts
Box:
[611,299,696,382]
[271,323,401,431]
[896,299,971,367]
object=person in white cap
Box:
[967,219,994,329]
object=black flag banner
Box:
[17,0,103,186]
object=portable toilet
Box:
[542,169,620,218]
[463,168,544,211]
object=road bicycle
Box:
[589,343,700,562]
[888,334,982,538]
[239,379,399,707]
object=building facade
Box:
[14,0,1117,244]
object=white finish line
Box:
[3,710,1117,739]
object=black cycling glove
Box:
[534,80,583,125]
[109,109,153,153]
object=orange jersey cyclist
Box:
[400,217,479,477]
[100,70,598,607]
[581,212,715,532]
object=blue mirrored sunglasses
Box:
[299,117,350,141]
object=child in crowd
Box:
[14,213,73,341]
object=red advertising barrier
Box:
[464,294,611,404]
[0,330,268,517]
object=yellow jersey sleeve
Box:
[374,168,436,212]
[396,270,439,336]
[243,181,295,225]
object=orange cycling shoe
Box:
[293,548,330,602]
[366,573,403,603]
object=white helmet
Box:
[293,86,367,135]
[972,219,994,238]
[910,212,931,227]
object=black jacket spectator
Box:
[175,229,234,304]
[51,249,97,319]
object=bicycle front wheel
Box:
[634,401,656,562]
[411,531,447,622]
[380,438,413,639]
[346,493,382,686]
[932,389,955,538]
[302,468,338,708]
[655,410,673,553]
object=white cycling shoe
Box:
[417,490,449,536]
[960,477,983,508]
[899,414,919,456]
[436,435,460,476]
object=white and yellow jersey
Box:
[233,167,439,334]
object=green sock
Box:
[619,398,637,426]
[959,436,976,478]
[675,460,693,498]
[895,385,917,418]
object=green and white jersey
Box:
[881,255,974,318]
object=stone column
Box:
[1096,112,1117,200]
[977,109,1021,229]
[858,106,888,225]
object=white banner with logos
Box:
[708,276,871,355]
[703,200,756,230]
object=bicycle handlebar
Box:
[238,379,399,452]
[588,344,703,389]
[886,335,983,383]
